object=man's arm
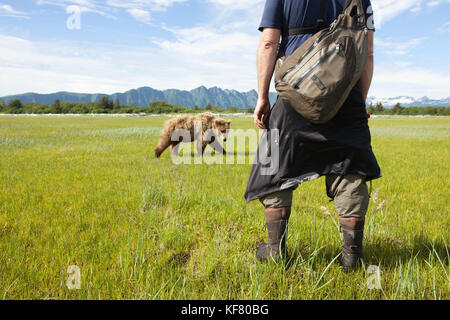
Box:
[359,30,374,102]
[254,28,281,129]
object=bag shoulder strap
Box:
[344,0,366,26]
[283,0,328,37]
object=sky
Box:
[0,0,449,99]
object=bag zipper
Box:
[293,44,341,89]
[279,32,329,82]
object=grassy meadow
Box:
[0,115,449,300]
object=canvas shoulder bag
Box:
[274,0,369,124]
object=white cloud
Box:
[154,25,259,89]
[427,0,450,7]
[37,0,117,19]
[107,0,187,11]
[0,3,30,19]
[1,1,263,96]
[372,65,450,99]
[0,31,259,96]
[374,37,428,55]
[207,0,264,11]
[108,1,188,23]
[438,21,450,32]
[0,34,149,95]
[36,0,187,20]
[3,0,447,100]
[34,0,450,29]
[372,0,450,28]
[126,8,151,24]
[5,28,448,100]
[372,0,421,28]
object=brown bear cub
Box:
[155,112,231,158]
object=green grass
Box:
[0,116,448,300]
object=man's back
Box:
[259,0,374,58]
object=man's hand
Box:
[255,28,280,129]
[254,97,271,129]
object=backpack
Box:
[274,0,369,124]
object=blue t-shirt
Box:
[259,0,375,58]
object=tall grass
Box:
[0,116,448,299]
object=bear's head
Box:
[213,118,231,141]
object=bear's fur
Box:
[155,112,231,158]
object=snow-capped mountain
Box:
[367,96,450,107]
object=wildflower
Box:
[320,206,332,216]
[372,189,379,204]
[374,200,386,213]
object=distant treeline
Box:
[367,102,450,116]
[0,96,255,114]
[1,97,449,116]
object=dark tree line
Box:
[0,97,448,116]
[0,97,255,114]
[366,102,450,116]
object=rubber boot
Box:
[339,217,365,272]
[256,207,291,262]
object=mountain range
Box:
[366,96,450,107]
[1,86,449,108]
[0,86,278,109]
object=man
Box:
[245,0,381,271]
